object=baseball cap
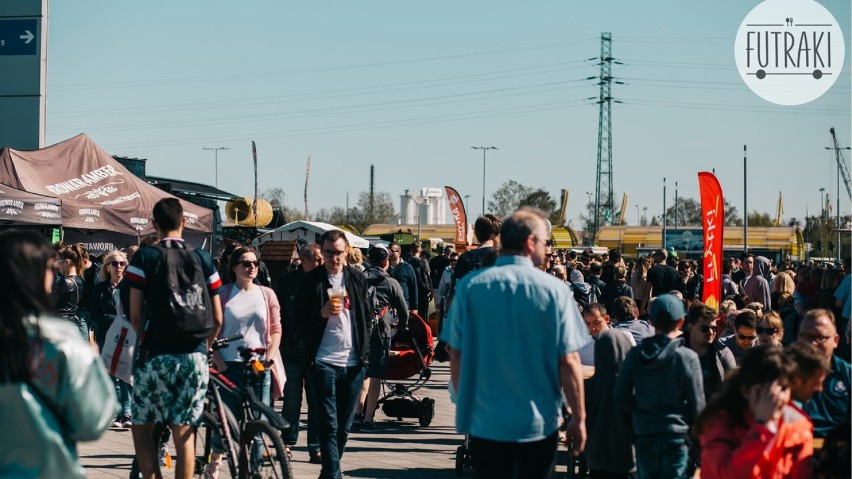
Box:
[650,293,686,324]
[368,244,389,264]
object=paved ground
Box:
[80,361,575,478]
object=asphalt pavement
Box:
[79,361,575,478]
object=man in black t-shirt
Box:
[640,248,679,314]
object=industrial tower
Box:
[592,32,621,244]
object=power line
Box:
[51,38,599,91]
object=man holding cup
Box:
[295,230,371,479]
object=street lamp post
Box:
[203,147,230,188]
[471,146,497,216]
[464,194,470,214]
[819,187,826,256]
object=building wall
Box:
[399,187,447,225]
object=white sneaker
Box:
[121,416,133,428]
[202,453,222,479]
[111,417,122,428]
[158,442,170,466]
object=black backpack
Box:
[149,243,215,341]
[366,269,396,337]
[410,257,433,295]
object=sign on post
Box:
[0,19,37,55]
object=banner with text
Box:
[698,172,724,311]
[444,186,468,246]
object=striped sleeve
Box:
[195,249,222,296]
[124,247,153,289]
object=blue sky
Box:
[45,1,851,228]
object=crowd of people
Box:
[438,209,851,479]
[0,202,850,479]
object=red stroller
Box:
[376,311,436,426]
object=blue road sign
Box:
[0,19,38,56]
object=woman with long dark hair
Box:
[53,243,88,340]
[694,345,813,478]
[0,230,116,478]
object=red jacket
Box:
[699,405,814,479]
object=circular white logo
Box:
[735,0,845,105]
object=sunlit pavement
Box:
[80,361,577,478]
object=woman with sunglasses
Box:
[685,302,736,402]
[89,250,133,428]
[0,230,116,479]
[695,345,814,479]
[756,312,784,347]
[206,246,285,475]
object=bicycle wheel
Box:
[240,420,292,479]
[194,412,217,477]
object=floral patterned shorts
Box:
[131,352,208,426]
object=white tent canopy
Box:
[252,220,370,249]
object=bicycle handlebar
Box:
[211,334,244,351]
[238,346,267,358]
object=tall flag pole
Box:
[252,141,258,228]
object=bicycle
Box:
[194,334,292,479]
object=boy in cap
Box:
[614,293,705,479]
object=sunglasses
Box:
[756,326,778,335]
[698,324,718,333]
[239,260,259,268]
[737,334,757,341]
[109,260,127,267]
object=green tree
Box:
[259,187,304,223]
[746,211,774,227]
[519,189,562,225]
[724,200,743,227]
[488,180,533,217]
[348,191,396,233]
[314,207,349,226]
[665,198,702,226]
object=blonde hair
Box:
[100,250,128,283]
[772,271,795,295]
[346,247,363,266]
[720,300,737,317]
[746,302,765,319]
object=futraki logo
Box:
[735,0,845,105]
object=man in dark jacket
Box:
[294,230,370,479]
[407,242,432,317]
[359,245,409,430]
[388,242,418,313]
[274,243,323,464]
[615,294,705,479]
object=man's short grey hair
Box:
[500,207,548,251]
[299,243,321,259]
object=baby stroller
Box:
[376,311,436,426]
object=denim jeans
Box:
[221,361,271,420]
[281,360,320,453]
[114,377,133,417]
[634,434,689,479]
[308,361,365,479]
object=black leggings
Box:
[469,432,558,479]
